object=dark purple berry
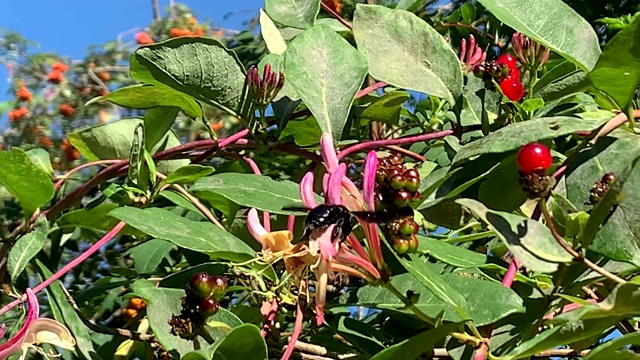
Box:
[403,169,419,181]
[388,154,403,165]
[602,173,615,185]
[189,272,214,299]
[394,190,412,207]
[390,174,406,190]
[199,297,219,318]
[405,177,420,192]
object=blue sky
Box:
[0,0,262,101]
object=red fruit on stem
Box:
[390,174,406,190]
[393,238,410,254]
[394,190,412,207]
[404,177,420,192]
[403,169,419,180]
[499,78,524,102]
[198,297,220,318]
[408,235,419,253]
[497,53,518,70]
[505,67,521,80]
[516,143,553,174]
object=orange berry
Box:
[47,70,64,84]
[169,28,191,37]
[59,103,74,118]
[210,122,223,131]
[122,308,138,322]
[51,61,69,73]
[188,17,197,25]
[135,31,154,45]
[8,107,28,122]
[322,0,342,14]
[15,86,32,102]
[194,28,204,36]
[97,71,110,82]
[98,89,108,96]
[61,139,80,162]
[128,297,146,311]
[39,136,53,148]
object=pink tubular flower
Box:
[0,288,76,358]
[459,35,486,72]
[299,133,385,325]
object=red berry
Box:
[516,143,553,174]
[198,297,219,318]
[505,67,521,81]
[210,275,228,299]
[399,219,415,236]
[499,78,524,102]
[394,190,412,207]
[601,173,615,185]
[404,177,420,192]
[403,169,420,181]
[497,54,518,70]
[408,235,419,253]
[189,272,214,299]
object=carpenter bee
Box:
[284,204,413,243]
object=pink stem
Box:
[281,302,304,360]
[260,299,279,337]
[501,258,521,287]
[0,221,126,317]
[338,130,454,160]
[355,81,386,99]
[287,215,296,233]
[243,156,270,232]
[54,160,121,190]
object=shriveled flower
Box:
[511,32,550,68]
[0,288,76,359]
[459,35,486,72]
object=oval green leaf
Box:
[265,0,320,29]
[0,148,55,215]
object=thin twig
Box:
[539,199,626,284]
[383,145,425,162]
[151,0,160,20]
[320,2,352,30]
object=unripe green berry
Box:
[393,238,410,254]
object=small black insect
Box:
[284,204,412,243]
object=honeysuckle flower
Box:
[459,35,486,72]
[246,64,285,109]
[511,32,550,68]
[0,288,76,359]
[299,133,386,325]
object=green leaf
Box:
[183,324,267,360]
[260,9,287,55]
[131,37,246,115]
[86,83,203,118]
[565,131,640,266]
[477,155,527,211]
[26,148,54,175]
[353,4,463,104]
[191,173,322,215]
[161,165,215,186]
[127,239,174,274]
[533,60,578,95]
[457,198,572,273]
[371,323,461,360]
[284,24,368,141]
[144,107,179,152]
[279,116,322,146]
[589,16,640,111]
[158,190,203,215]
[401,254,467,316]
[478,0,601,71]
[265,0,320,29]
[347,273,524,326]
[584,331,640,360]
[108,207,255,261]
[56,203,142,235]
[452,117,605,164]
[360,91,410,125]
[131,281,195,356]
[418,237,490,268]
[521,98,545,112]
[37,260,95,360]
[67,118,188,172]
[0,148,54,215]
[7,215,48,282]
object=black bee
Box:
[284,204,412,243]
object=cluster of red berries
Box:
[61,139,81,162]
[47,61,69,84]
[516,143,555,198]
[122,297,147,322]
[169,272,227,340]
[589,173,616,205]
[135,31,155,45]
[8,107,28,122]
[473,54,524,102]
[15,86,32,102]
[375,153,422,254]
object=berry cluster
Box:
[122,297,147,322]
[516,143,555,198]
[589,173,615,205]
[169,272,228,340]
[375,153,422,254]
[47,61,69,84]
[473,54,524,102]
[59,103,75,118]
